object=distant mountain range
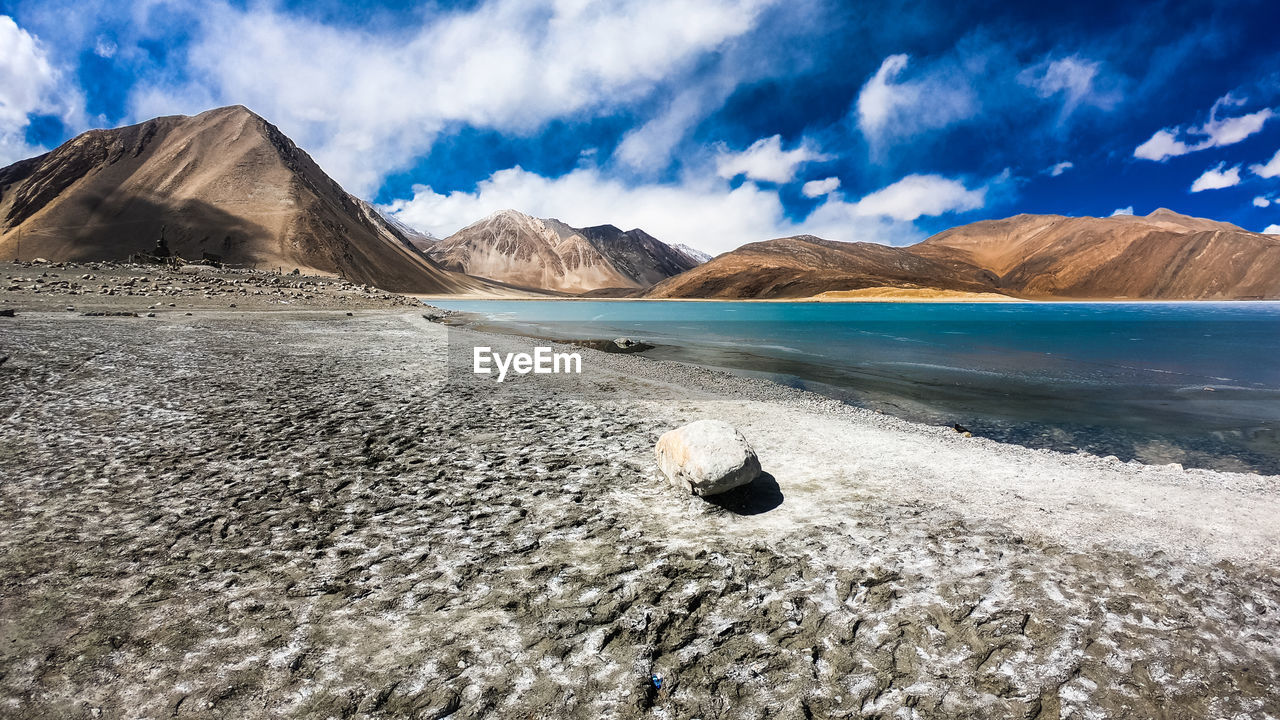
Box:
[648,210,1280,300]
[3,105,1276,301]
[426,210,700,293]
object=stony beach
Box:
[1,263,1278,719]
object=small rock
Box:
[146,312,156,317]
[614,337,637,349]
[655,419,761,496]
[963,431,973,438]
[952,423,970,434]
[0,308,14,317]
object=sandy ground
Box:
[0,277,1278,719]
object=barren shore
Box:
[1,263,1278,719]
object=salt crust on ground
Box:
[0,309,1276,719]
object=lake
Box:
[428,299,1280,474]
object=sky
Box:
[2,0,1280,253]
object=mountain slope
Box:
[429,210,697,292]
[672,243,713,265]
[914,209,1280,299]
[575,224,701,285]
[0,105,492,294]
[645,235,1000,299]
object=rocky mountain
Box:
[672,243,713,265]
[647,210,1280,300]
[913,209,1280,299]
[645,234,999,299]
[0,105,493,294]
[429,210,698,293]
[575,224,701,285]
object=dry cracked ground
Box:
[0,309,1277,719]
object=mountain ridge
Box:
[428,209,698,293]
[0,105,497,294]
[647,210,1280,300]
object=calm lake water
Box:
[429,299,1280,474]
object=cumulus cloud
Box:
[382,166,796,254]
[382,167,992,253]
[1264,225,1280,235]
[1046,161,1074,176]
[1251,148,1280,178]
[1019,55,1119,121]
[855,53,978,148]
[1133,130,1192,162]
[0,15,83,165]
[714,135,831,183]
[133,0,778,195]
[801,176,841,198]
[1190,162,1241,192]
[1111,206,1134,216]
[1254,196,1272,208]
[843,174,986,221]
[1134,94,1274,161]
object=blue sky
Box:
[2,0,1279,252]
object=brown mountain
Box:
[645,234,999,299]
[913,209,1280,299]
[429,210,698,293]
[648,210,1280,300]
[0,105,493,294]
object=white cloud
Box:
[714,135,831,184]
[93,36,117,59]
[382,167,993,253]
[1251,148,1280,179]
[1190,162,1241,192]
[382,166,797,254]
[1134,94,1274,162]
[0,15,84,166]
[855,53,978,148]
[801,176,841,198]
[843,174,987,221]
[132,0,777,195]
[1046,161,1074,177]
[1254,196,1272,208]
[1134,129,1193,161]
[1264,225,1280,235]
[1111,206,1134,216]
[1019,55,1118,121]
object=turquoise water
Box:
[430,299,1280,474]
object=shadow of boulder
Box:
[702,472,783,515]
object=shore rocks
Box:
[655,419,761,496]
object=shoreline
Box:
[417,293,1280,304]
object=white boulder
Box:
[655,420,761,496]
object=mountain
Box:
[672,243,713,265]
[913,209,1280,299]
[429,210,698,293]
[0,105,492,294]
[646,210,1280,300]
[575,224,701,285]
[645,234,1000,299]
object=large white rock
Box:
[655,420,761,496]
